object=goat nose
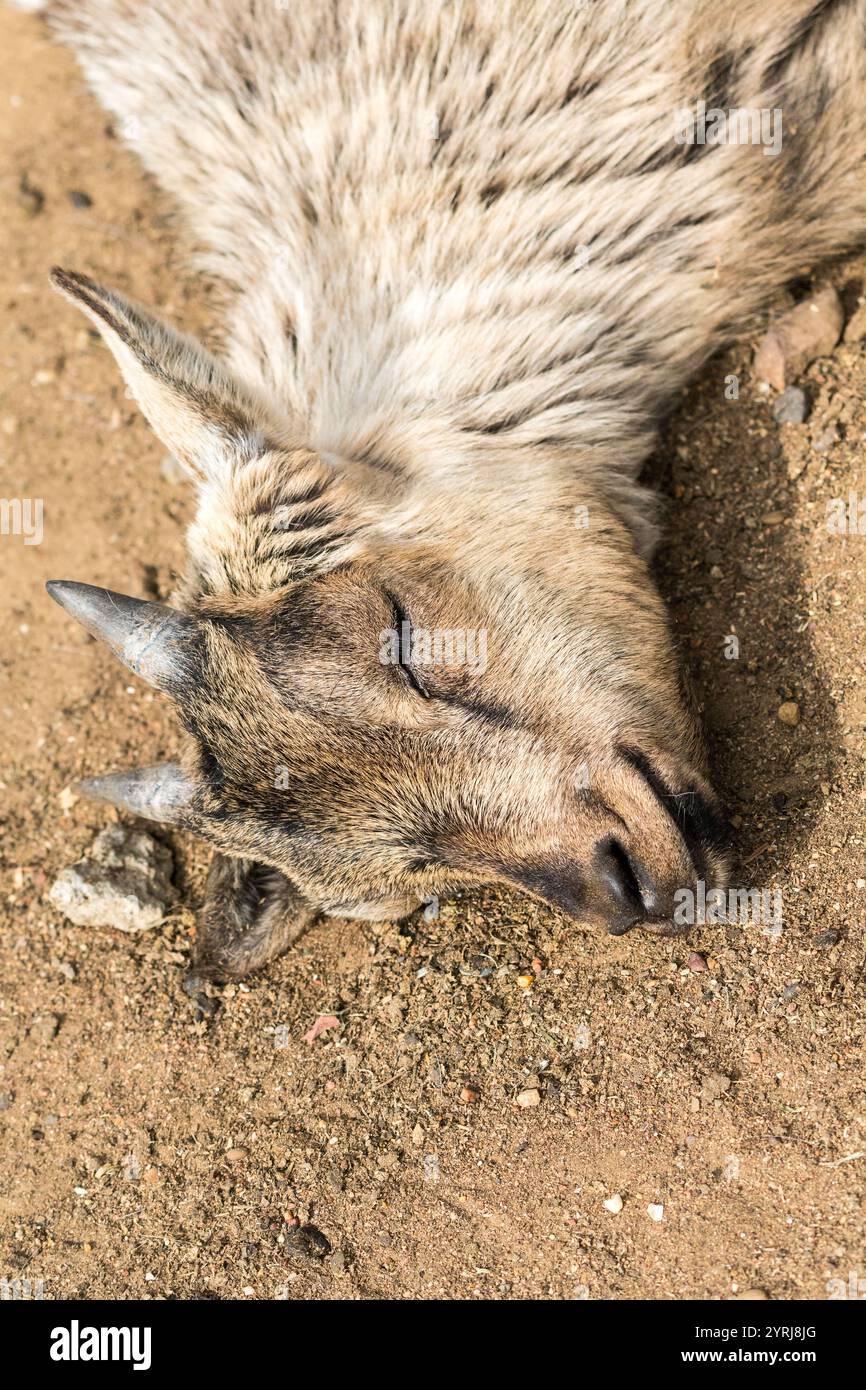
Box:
[593,837,646,935]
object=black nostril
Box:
[595,837,646,933]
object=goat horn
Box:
[46,581,198,691]
[77,762,195,825]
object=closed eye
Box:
[384,591,431,700]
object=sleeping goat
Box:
[18,0,866,976]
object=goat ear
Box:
[50,267,286,482]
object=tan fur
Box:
[29,1,866,974]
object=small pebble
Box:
[459,1085,479,1105]
[30,1013,60,1044]
[786,455,807,482]
[777,701,800,727]
[754,287,843,389]
[812,425,838,453]
[647,1203,664,1222]
[687,952,708,973]
[17,173,44,217]
[516,1087,541,1108]
[772,387,808,424]
[603,1194,623,1214]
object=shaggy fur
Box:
[27,0,866,976]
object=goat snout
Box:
[509,825,722,937]
[506,843,662,934]
[593,832,730,938]
[593,836,648,935]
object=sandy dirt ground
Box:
[1,9,865,1302]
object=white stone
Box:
[49,827,176,933]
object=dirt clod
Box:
[285,1225,332,1263]
[48,827,176,933]
[814,928,841,948]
